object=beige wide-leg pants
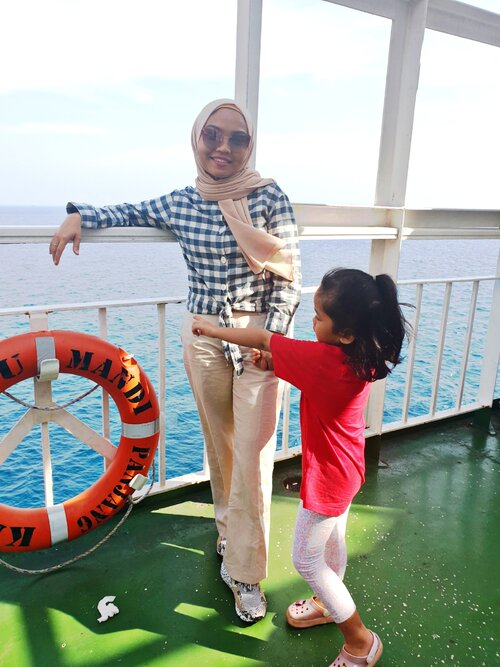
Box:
[182,312,284,584]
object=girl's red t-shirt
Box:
[270,335,371,516]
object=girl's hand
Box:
[49,213,82,265]
[251,349,274,371]
[192,315,218,338]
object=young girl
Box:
[192,267,409,666]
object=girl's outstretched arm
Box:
[192,315,273,352]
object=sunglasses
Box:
[201,126,251,151]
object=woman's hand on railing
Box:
[49,213,82,265]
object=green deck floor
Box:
[1,407,499,666]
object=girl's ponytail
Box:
[372,274,408,375]
[319,268,409,382]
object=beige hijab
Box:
[191,99,294,281]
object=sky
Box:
[0,0,499,208]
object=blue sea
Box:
[1,206,499,509]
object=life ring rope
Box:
[2,381,100,410]
[0,460,156,575]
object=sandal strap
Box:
[310,596,331,617]
[366,632,381,663]
[339,632,381,666]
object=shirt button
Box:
[220,256,227,264]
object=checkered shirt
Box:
[68,182,301,374]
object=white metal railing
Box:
[302,275,499,438]
[2,206,499,245]
[0,0,499,518]
[0,270,498,501]
[379,275,499,433]
[0,207,499,503]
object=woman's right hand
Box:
[49,212,82,265]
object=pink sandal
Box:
[329,631,383,667]
[286,596,335,628]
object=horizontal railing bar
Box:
[0,226,174,244]
[1,205,498,244]
[0,296,186,317]
[397,276,497,286]
[299,226,398,239]
[402,208,500,228]
[135,471,210,498]
[292,204,399,225]
[378,401,486,434]
[427,0,500,48]
[1,224,401,244]
[324,0,500,47]
[301,276,496,297]
[402,229,500,240]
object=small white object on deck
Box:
[97,595,119,623]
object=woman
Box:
[50,99,302,623]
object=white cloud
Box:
[260,2,389,82]
[0,123,107,135]
[1,0,498,208]
[108,142,191,164]
[421,29,500,88]
[256,128,380,205]
[4,1,496,96]
[1,0,393,95]
[0,0,237,93]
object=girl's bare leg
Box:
[337,610,373,656]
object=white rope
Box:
[0,461,156,575]
[1,383,100,411]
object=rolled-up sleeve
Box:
[66,195,175,232]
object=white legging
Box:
[292,502,356,624]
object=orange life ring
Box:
[0,330,160,552]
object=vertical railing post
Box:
[367,0,428,447]
[375,0,428,207]
[280,319,294,456]
[430,282,452,416]
[157,303,167,488]
[366,210,404,437]
[29,312,55,507]
[402,282,423,422]
[235,0,263,168]
[98,307,110,471]
[455,281,479,410]
[477,252,500,408]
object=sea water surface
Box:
[1,206,498,508]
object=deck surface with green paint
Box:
[1,408,499,666]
